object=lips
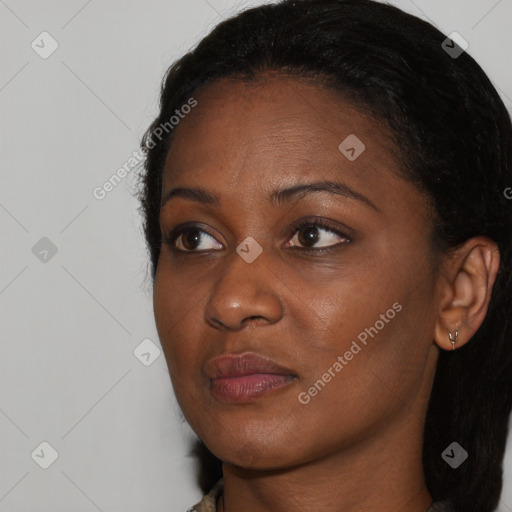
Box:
[204,352,297,402]
[204,352,296,380]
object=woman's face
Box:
[153,75,442,469]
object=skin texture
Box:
[153,75,500,512]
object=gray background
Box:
[1,0,511,510]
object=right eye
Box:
[162,225,223,253]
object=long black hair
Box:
[136,1,512,510]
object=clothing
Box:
[187,478,223,512]
[186,478,454,512]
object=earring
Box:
[448,329,459,350]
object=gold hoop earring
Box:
[448,329,459,350]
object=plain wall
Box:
[1,0,511,510]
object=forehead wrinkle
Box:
[242,120,330,156]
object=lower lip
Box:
[210,373,296,402]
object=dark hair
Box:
[136,1,512,510]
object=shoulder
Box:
[186,478,224,512]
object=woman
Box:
[136,1,512,511]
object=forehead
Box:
[161,75,400,198]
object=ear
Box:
[434,236,500,351]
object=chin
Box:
[206,433,313,472]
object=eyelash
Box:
[162,218,352,255]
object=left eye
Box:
[284,222,349,250]
[163,220,350,253]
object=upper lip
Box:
[204,352,296,380]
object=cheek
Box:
[153,279,206,427]
[153,264,204,380]
[291,303,427,457]
[292,256,434,426]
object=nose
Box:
[204,250,284,331]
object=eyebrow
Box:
[161,180,378,211]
